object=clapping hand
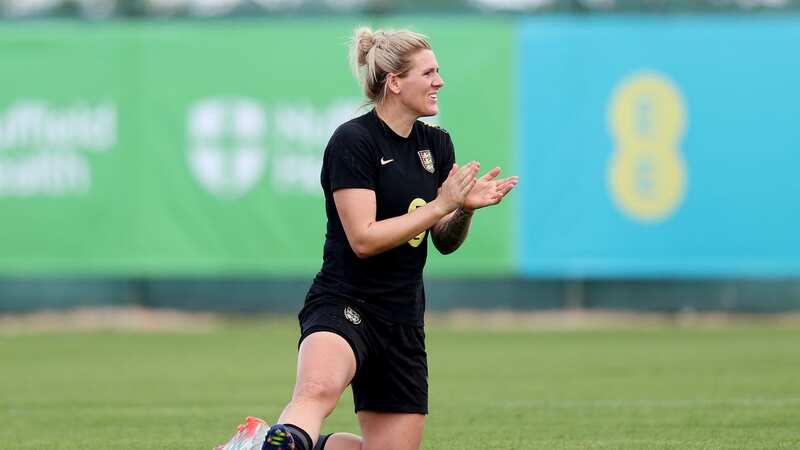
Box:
[462,164,518,212]
[436,162,480,214]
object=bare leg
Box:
[358,412,425,450]
[321,432,362,450]
[276,331,357,446]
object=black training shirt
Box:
[304,109,455,326]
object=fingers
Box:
[453,161,479,189]
[456,165,477,198]
[496,176,518,183]
[480,166,502,182]
[445,162,474,184]
[451,162,478,207]
[461,177,477,196]
[483,176,518,207]
[457,161,478,181]
[448,163,459,177]
[497,176,519,196]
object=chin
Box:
[417,105,439,118]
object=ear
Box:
[386,73,401,95]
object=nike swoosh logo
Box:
[380,157,395,165]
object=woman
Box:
[217,26,517,450]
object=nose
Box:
[433,72,444,88]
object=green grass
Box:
[2,319,799,449]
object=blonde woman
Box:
[217,26,517,450]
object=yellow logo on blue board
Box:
[607,71,688,222]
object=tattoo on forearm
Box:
[433,208,473,255]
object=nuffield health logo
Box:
[0,100,116,196]
[187,98,266,198]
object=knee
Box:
[321,432,362,450]
[291,379,341,412]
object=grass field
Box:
[2,317,799,449]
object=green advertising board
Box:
[0,19,514,276]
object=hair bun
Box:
[353,27,375,66]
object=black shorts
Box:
[298,301,428,414]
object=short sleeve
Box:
[437,132,456,187]
[326,124,377,192]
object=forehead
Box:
[409,49,438,70]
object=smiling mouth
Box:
[428,94,438,101]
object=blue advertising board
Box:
[518,17,800,277]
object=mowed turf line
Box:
[1,320,799,449]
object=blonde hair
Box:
[349,26,432,105]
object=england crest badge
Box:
[344,306,361,325]
[417,150,434,173]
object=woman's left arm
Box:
[431,165,518,255]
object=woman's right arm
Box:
[333,163,478,259]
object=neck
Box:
[374,100,416,138]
